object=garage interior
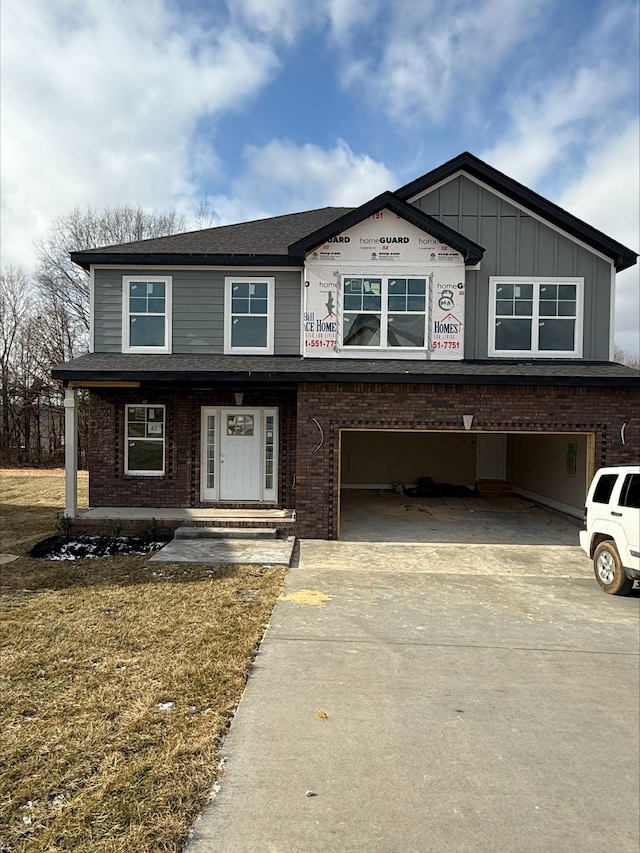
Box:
[338,430,591,543]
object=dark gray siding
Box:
[93,268,302,355]
[413,175,613,359]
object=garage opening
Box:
[338,430,592,542]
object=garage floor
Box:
[339,490,581,545]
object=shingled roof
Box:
[53,352,640,387]
[396,152,638,272]
[71,207,354,270]
[69,152,638,272]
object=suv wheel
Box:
[593,541,634,596]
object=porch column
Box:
[63,387,78,517]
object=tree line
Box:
[0,205,188,467]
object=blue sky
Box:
[1,0,639,353]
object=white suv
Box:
[580,465,640,595]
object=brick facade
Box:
[88,388,297,509]
[87,381,638,539]
[294,382,640,538]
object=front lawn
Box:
[0,469,285,852]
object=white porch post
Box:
[63,387,78,517]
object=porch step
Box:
[174,526,277,541]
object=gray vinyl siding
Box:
[413,175,613,360]
[93,268,302,355]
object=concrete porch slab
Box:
[149,536,296,566]
[78,507,294,521]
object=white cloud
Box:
[0,0,279,270]
[211,138,396,223]
[480,63,633,187]
[558,120,640,357]
[228,0,309,43]
[339,0,550,123]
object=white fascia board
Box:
[408,171,615,268]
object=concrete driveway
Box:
[186,539,640,853]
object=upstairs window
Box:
[342,276,427,349]
[224,277,274,354]
[489,277,582,357]
[123,276,172,353]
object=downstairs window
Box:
[125,405,165,475]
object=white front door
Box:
[476,434,507,480]
[201,407,278,502]
[220,409,261,500]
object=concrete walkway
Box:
[150,536,295,566]
[185,542,640,853]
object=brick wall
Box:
[88,388,297,509]
[294,382,640,539]
[87,381,638,539]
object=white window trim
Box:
[122,275,172,354]
[200,407,278,502]
[124,404,166,476]
[224,277,275,354]
[340,274,429,352]
[488,276,584,358]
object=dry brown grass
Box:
[0,470,286,852]
[0,468,88,550]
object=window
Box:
[621,474,640,509]
[225,277,274,353]
[227,414,254,435]
[342,276,427,349]
[125,405,165,475]
[592,474,618,505]
[123,276,172,353]
[489,277,582,357]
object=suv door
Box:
[615,473,640,570]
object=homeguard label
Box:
[304,211,465,358]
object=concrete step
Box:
[174,526,278,541]
[150,536,295,566]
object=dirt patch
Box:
[29,535,170,560]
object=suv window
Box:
[620,474,640,509]
[592,474,618,504]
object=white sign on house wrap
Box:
[303,211,466,359]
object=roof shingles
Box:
[53,353,640,387]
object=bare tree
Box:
[193,196,217,230]
[614,344,640,370]
[34,205,187,334]
[0,267,32,457]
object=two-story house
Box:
[53,152,639,539]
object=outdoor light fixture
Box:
[234,392,244,406]
[463,414,474,430]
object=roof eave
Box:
[396,152,638,272]
[287,191,485,265]
[70,252,301,271]
[51,366,640,388]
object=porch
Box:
[71,506,296,537]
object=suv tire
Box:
[593,541,634,596]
